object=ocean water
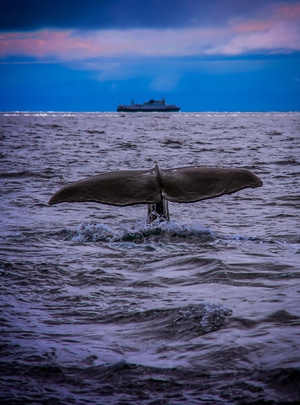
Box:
[0,111,299,404]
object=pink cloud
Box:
[235,20,272,33]
[0,28,225,60]
[275,3,300,19]
[0,3,299,61]
[212,23,300,55]
[209,2,300,55]
[0,31,89,59]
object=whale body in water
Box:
[48,164,263,222]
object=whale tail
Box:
[48,164,262,222]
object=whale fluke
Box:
[49,165,161,206]
[160,166,262,203]
[49,164,262,222]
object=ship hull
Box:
[117,98,180,113]
[117,107,180,113]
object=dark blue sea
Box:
[1,112,299,404]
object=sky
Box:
[1,0,300,112]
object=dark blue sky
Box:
[1,0,300,111]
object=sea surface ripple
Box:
[1,112,299,404]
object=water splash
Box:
[71,222,115,242]
[107,302,232,338]
[69,220,216,244]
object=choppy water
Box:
[1,112,299,404]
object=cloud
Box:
[0,28,226,60]
[210,22,300,55]
[209,3,300,55]
[1,22,299,63]
[1,3,299,63]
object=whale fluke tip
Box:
[160,166,262,203]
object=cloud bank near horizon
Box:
[1,2,300,62]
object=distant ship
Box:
[117,98,180,112]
